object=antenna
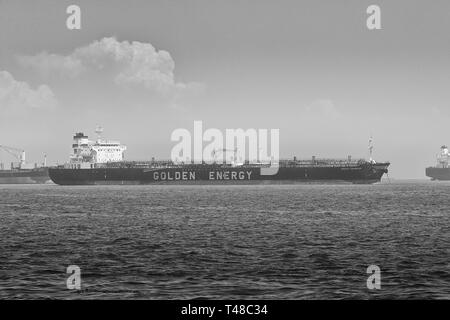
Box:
[95,125,104,140]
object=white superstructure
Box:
[69,129,126,167]
[436,145,449,168]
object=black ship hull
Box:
[425,167,450,181]
[0,168,50,184]
[49,163,389,185]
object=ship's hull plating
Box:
[0,168,50,184]
[425,167,450,181]
[49,164,389,185]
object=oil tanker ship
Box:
[0,145,50,184]
[426,145,450,180]
[49,130,390,185]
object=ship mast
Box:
[368,136,374,163]
[95,125,104,142]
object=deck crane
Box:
[0,145,26,168]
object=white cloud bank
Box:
[0,71,57,110]
[304,99,341,118]
[17,53,83,78]
[17,37,203,97]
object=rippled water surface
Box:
[0,182,449,299]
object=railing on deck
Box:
[88,158,375,169]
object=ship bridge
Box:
[69,129,127,167]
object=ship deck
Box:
[66,158,386,170]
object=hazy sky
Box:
[1,0,449,178]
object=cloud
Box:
[431,106,443,117]
[17,37,203,97]
[17,53,84,78]
[0,71,57,110]
[304,99,341,118]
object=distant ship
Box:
[0,145,50,184]
[426,145,450,181]
[49,129,390,185]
